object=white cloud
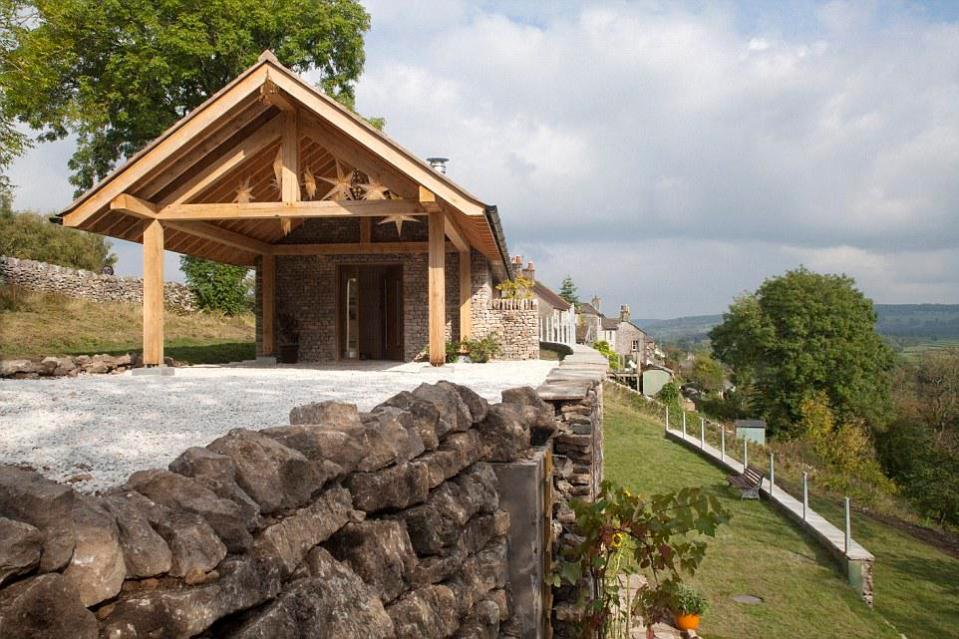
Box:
[6,1,959,315]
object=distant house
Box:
[508,256,577,347]
[599,304,651,362]
[576,297,604,344]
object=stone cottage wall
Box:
[0,256,198,314]
[0,381,568,639]
[468,251,539,361]
[257,247,538,362]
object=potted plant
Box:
[671,583,708,632]
[277,312,300,364]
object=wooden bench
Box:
[727,465,764,500]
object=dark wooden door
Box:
[383,266,404,360]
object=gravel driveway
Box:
[0,360,555,493]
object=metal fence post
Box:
[769,452,775,495]
[802,472,809,521]
[720,426,726,461]
[743,439,748,468]
[844,497,851,554]
[665,406,669,432]
[700,417,705,448]
[682,411,687,438]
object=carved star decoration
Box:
[317,159,355,201]
[378,214,420,235]
[233,177,253,204]
[302,166,317,200]
[358,175,391,201]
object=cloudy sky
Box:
[8,0,959,318]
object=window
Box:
[632,340,640,351]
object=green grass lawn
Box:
[604,388,958,639]
[1,285,255,364]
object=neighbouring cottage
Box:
[55,50,537,366]
[598,305,651,363]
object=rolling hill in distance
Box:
[635,304,959,346]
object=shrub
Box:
[0,210,116,271]
[670,583,709,616]
[594,340,619,369]
[496,275,534,300]
[463,334,501,363]
[554,481,728,636]
[180,256,252,315]
[445,340,461,364]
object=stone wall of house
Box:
[0,381,566,639]
[468,251,539,360]
[257,246,537,362]
[0,256,198,314]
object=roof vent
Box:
[426,157,449,174]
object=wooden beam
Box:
[271,241,454,256]
[459,250,472,341]
[159,199,419,221]
[164,221,272,255]
[428,211,446,366]
[108,194,158,219]
[61,64,271,228]
[261,77,295,112]
[419,186,441,213]
[161,114,284,206]
[360,217,371,244]
[444,213,469,253]
[142,220,165,366]
[261,254,276,356]
[280,110,299,202]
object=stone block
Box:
[0,465,76,572]
[0,573,97,639]
[347,462,430,513]
[0,517,42,588]
[61,496,126,606]
[477,404,530,462]
[387,584,460,639]
[328,519,417,604]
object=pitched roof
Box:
[533,282,571,310]
[577,302,601,316]
[601,317,620,330]
[56,51,512,273]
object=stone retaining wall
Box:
[0,256,198,314]
[0,380,583,638]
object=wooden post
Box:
[142,220,165,366]
[458,249,471,341]
[280,109,299,236]
[261,254,276,356]
[428,211,445,366]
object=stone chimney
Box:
[522,261,535,282]
[620,304,630,322]
[426,157,449,174]
[591,295,601,312]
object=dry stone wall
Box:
[0,256,198,314]
[0,381,568,639]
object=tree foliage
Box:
[687,353,725,395]
[878,350,959,526]
[0,209,115,271]
[559,275,579,305]
[179,255,251,315]
[710,267,894,437]
[0,1,31,195]
[1,0,371,193]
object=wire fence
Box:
[607,380,863,556]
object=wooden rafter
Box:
[161,115,284,206]
[165,221,273,255]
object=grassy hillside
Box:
[0,285,254,364]
[605,389,959,639]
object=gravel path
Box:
[0,360,554,493]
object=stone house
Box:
[55,51,537,366]
[601,305,651,362]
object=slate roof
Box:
[534,282,572,311]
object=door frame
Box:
[334,262,405,362]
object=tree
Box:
[0,209,115,271]
[0,1,31,196]
[687,353,725,395]
[180,255,251,315]
[710,267,894,437]
[558,275,579,305]
[1,0,371,192]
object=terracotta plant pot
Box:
[674,613,701,631]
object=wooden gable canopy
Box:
[56,50,510,274]
[57,51,510,367]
